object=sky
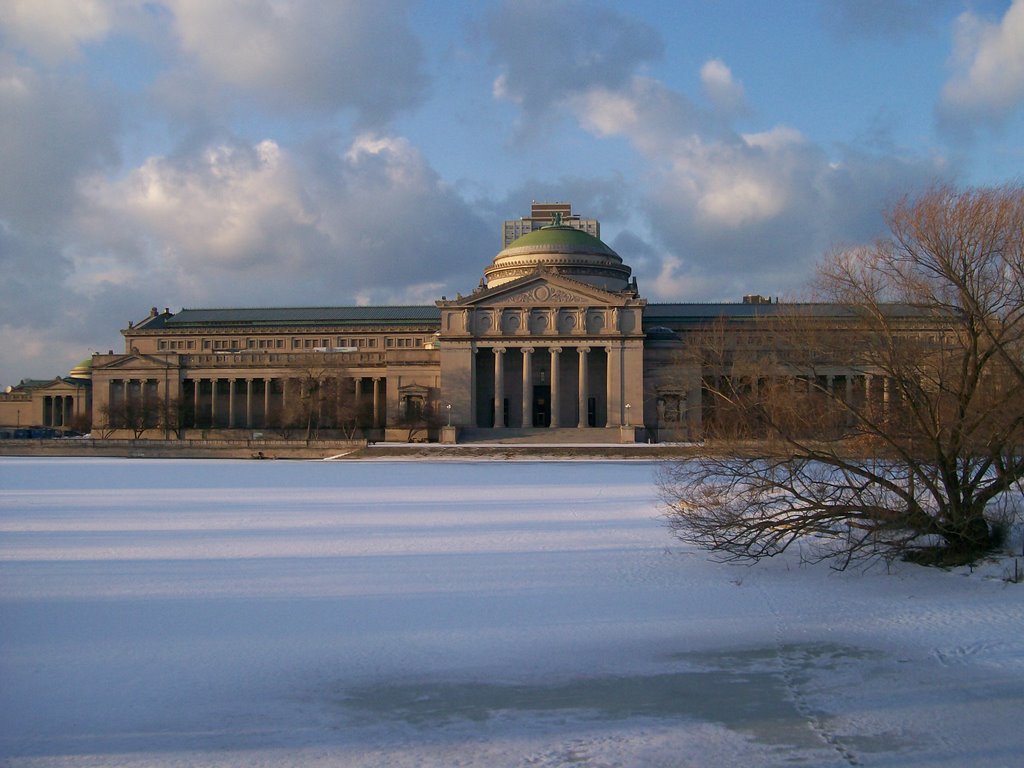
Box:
[2,0,1023,386]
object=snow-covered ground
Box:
[1,457,1022,768]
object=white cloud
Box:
[164,0,425,123]
[486,0,661,116]
[560,67,944,301]
[90,139,314,273]
[0,130,493,384]
[700,59,747,116]
[74,133,491,310]
[942,0,1024,122]
[741,126,805,151]
[0,0,118,63]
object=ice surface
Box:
[1,457,1022,767]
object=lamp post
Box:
[624,403,631,427]
[446,402,452,427]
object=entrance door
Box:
[532,385,551,427]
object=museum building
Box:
[17,203,878,443]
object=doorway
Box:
[532,385,551,427]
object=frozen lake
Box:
[1,457,1022,767]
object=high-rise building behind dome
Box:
[502,202,600,247]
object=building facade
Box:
[0,366,92,437]
[6,203,916,443]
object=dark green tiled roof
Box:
[157,306,441,328]
[643,303,932,324]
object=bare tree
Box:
[661,185,1024,568]
[396,397,441,442]
[156,392,189,439]
[276,361,358,442]
[97,389,162,439]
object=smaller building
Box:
[0,363,92,436]
[502,202,600,247]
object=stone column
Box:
[605,345,616,427]
[493,347,506,428]
[372,377,381,428]
[245,378,253,429]
[470,348,478,427]
[263,378,271,427]
[193,379,200,428]
[577,346,590,428]
[521,347,534,428]
[228,378,236,427]
[210,378,218,426]
[549,347,561,428]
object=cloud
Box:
[2,130,494,384]
[700,59,747,118]
[571,77,710,154]
[164,0,426,123]
[563,70,946,301]
[486,0,662,115]
[941,0,1024,125]
[75,133,492,307]
[820,0,957,41]
[0,0,118,63]
[0,57,119,234]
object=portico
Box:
[436,223,646,437]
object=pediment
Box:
[26,378,87,394]
[93,354,178,372]
[47,379,88,393]
[398,383,431,396]
[455,271,623,309]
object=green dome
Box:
[486,224,631,291]
[69,358,93,379]
[505,225,619,256]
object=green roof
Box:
[161,305,441,328]
[505,225,618,256]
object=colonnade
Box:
[41,395,79,427]
[701,371,896,424]
[478,344,626,429]
[103,374,386,431]
[185,375,384,429]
